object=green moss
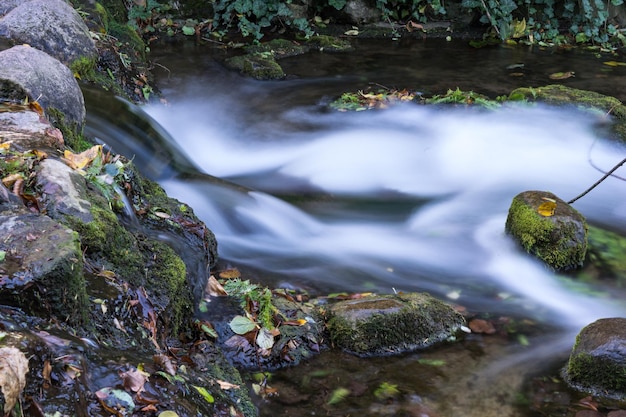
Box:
[68,204,144,279]
[326,293,464,356]
[505,193,587,270]
[306,35,353,51]
[225,53,285,80]
[70,56,98,80]
[567,351,626,394]
[46,108,88,151]
[143,240,191,335]
[582,226,626,285]
[505,197,555,252]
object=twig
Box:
[568,156,626,204]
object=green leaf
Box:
[0,251,5,262]
[229,315,257,335]
[327,387,350,405]
[256,327,275,349]
[193,385,215,403]
[182,26,195,36]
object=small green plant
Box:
[374,381,400,400]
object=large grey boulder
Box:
[0,45,86,128]
[0,0,97,65]
[564,318,626,400]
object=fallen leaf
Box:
[218,268,241,279]
[229,315,258,335]
[120,368,149,393]
[468,318,496,334]
[327,387,350,405]
[256,327,276,350]
[549,71,575,80]
[95,387,135,416]
[603,61,626,67]
[206,275,227,297]
[344,29,359,36]
[153,354,177,376]
[63,145,102,170]
[537,201,557,216]
[193,385,215,403]
[0,347,28,414]
[213,379,240,390]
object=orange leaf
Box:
[63,145,102,170]
[537,201,556,217]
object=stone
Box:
[0,0,97,66]
[564,318,626,400]
[0,109,65,151]
[36,159,94,224]
[0,206,86,324]
[344,0,381,24]
[505,190,587,270]
[0,46,86,128]
[325,292,465,357]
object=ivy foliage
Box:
[120,0,625,47]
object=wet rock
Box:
[208,292,326,371]
[325,293,465,357]
[0,46,86,128]
[224,52,286,80]
[37,159,93,223]
[0,109,65,151]
[0,0,97,66]
[344,0,381,24]
[564,317,626,400]
[0,206,86,324]
[505,190,587,271]
[577,226,626,286]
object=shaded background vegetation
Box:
[89,0,626,47]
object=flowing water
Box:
[85,39,626,416]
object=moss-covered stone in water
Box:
[225,53,285,80]
[581,226,626,285]
[306,35,353,52]
[505,191,587,270]
[508,85,626,143]
[326,293,465,357]
[565,318,626,400]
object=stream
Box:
[85,38,626,416]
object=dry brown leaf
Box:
[213,379,240,390]
[153,354,177,376]
[120,368,149,393]
[206,275,227,297]
[218,268,241,279]
[0,347,28,414]
[63,144,102,170]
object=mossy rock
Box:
[224,52,285,80]
[505,190,587,271]
[306,35,353,52]
[564,318,626,400]
[576,225,626,286]
[245,39,310,59]
[508,85,626,142]
[325,292,465,357]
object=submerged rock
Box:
[564,318,626,400]
[325,293,465,357]
[505,190,587,270]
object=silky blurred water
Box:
[85,38,626,416]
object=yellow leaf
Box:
[549,71,575,80]
[537,201,556,217]
[0,142,12,151]
[603,61,626,67]
[63,145,102,170]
